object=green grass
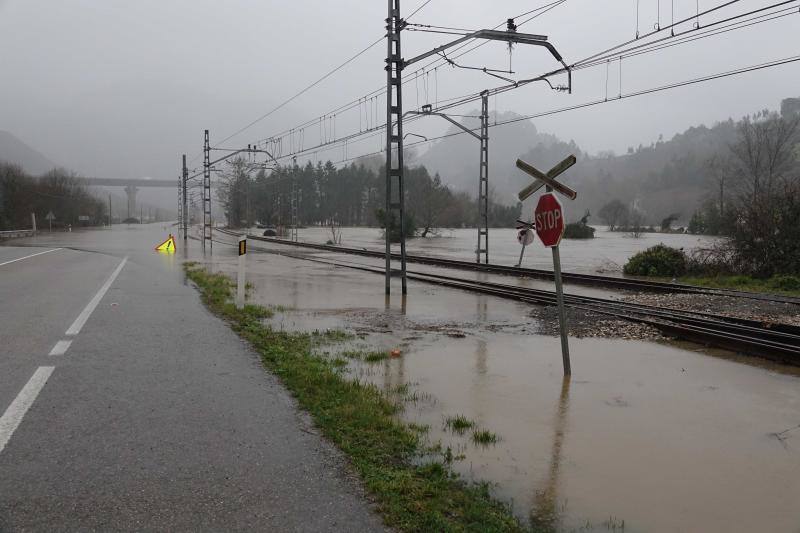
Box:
[679,274,800,297]
[445,415,476,434]
[183,263,524,532]
[472,429,499,446]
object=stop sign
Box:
[534,193,564,247]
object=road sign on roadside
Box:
[516,155,577,201]
[45,211,55,232]
[534,193,565,248]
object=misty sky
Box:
[1,0,797,181]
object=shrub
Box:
[769,275,800,291]
[563,222,595,239]
[623,244,687,277]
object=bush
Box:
[769,275,800,291]
[562,222,595,239]
[623,244,687,277]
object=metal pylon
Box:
[385,0,408,295]
[477,90,489,264]
[181,154,188,241]
[203,129,212,250]
[290,177,298,242]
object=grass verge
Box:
[678,274,800,297]
[183,263,524,532]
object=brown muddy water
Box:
[208,235,800,533]
[249,225,721,275]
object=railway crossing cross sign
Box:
[516,155,577,202]
[534,193,564,247]
[515,154,578,377]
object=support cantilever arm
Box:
[407,110,481,140]
[402,29,571,93]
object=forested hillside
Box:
[419,97,800,226]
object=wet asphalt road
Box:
[0,226,385,531]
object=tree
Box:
[217,157,252,228]
[725,112,800,275]
[597,199,628,230]
[660,213,679,232]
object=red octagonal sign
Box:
[534,193,564,247]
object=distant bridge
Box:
[81,177,215,219]
[82,178,178,220]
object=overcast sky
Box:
[0,0,797,180]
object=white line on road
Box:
[65,256,128,336]
[0,248,61,267]
[0,366,55,454]
[48,340,73,356]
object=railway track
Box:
[230,231,800,305]
[215,229,800,365]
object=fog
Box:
[0,0,797,184]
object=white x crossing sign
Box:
[516,155,577,201]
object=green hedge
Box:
[624,244,687,277]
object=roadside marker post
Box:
[237,235,246,309]
[518,156,577,376]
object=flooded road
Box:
[255,225,721,275]
[214,237,800,532]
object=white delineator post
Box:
[31,213,36,234]
[237,235,246,309]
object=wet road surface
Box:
[0,226,384,531]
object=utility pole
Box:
[394,18,571,283]
[182,154,188,241]
[385,0,408,295]
[203,129,212,251]
[477,90,489,264]
[108,194,112,226]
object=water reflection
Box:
[530,375,571,530]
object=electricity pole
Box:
[203,129,212,251]
[182,154,188,241]
[386,9,571,291]
[385,0,408,295]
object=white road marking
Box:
[48,340,73,356]
[65,256,128,336]
[0,366,55,454]
[0,248,61,267]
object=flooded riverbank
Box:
[250,225,720,275]
[209,233,800,532]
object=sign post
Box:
[515,226,534,267]
[518,156,577,376]
[237,235,247,309]
[45,211,55,233]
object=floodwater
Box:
[253,225,720,275]
[211,237,800,533]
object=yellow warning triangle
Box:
[155,234,176,253]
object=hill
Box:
[417,97,799,226]
[0,130,59,175]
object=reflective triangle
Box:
[155,234,176,253]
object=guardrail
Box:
[0,229,35,239]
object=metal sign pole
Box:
[546,184,570,375]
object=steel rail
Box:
[236,231,800,305]
[215,229,800,364]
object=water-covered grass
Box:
[183,263,524,532]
